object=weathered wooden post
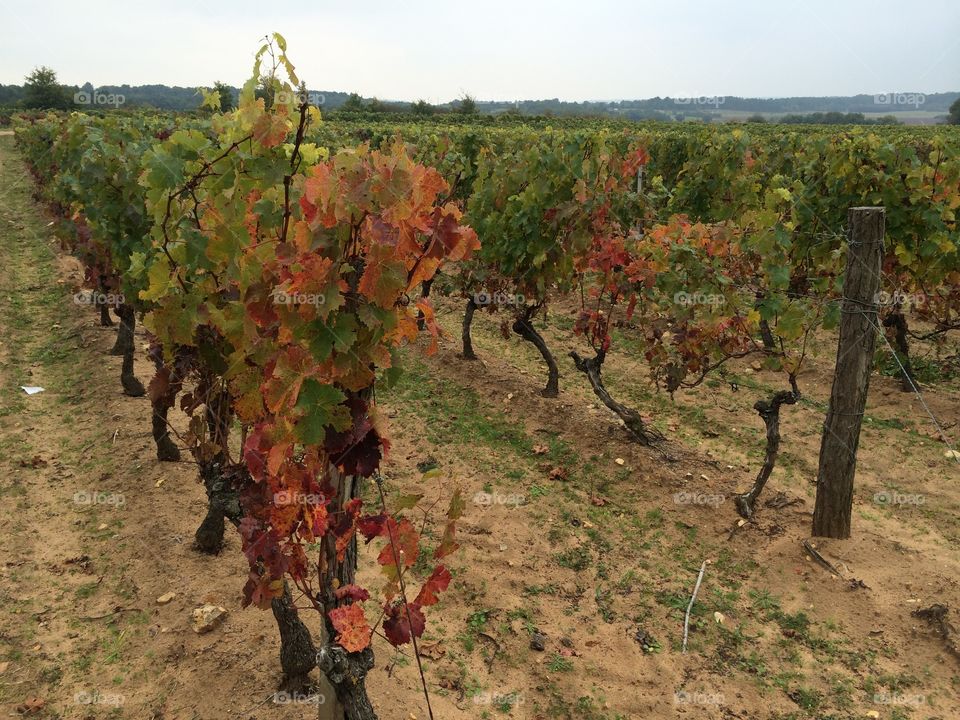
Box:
[812,207,885,538]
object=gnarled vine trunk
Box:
[461,297,478,360]
[115,304,145,396]
[754,293,775,350]
[99,276,115,327]
[416,278,434,331]
[272,582,322,690]
[194,456,229,554]
[193,389,233,554]
[759,318,776,351]
[316,465,378,720]
[99,303,114,327]
[513,306,559,397]
[148,360,182,462]
[570,350,663,445]
[734,388,799,518]
[197,456,320,686]
[883,308,915,392]
[110,303,132,355]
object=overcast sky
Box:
[1,0,957,101]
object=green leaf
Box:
[294,379,349,445]
[139,256,172,302]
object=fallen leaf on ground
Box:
[16,697,45,714]
[548,466,568,481]
[419,641,445,660]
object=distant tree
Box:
[340,93,363,112]
[412,99,435,116]
[22,66,71,110]
[0,84,24,105]
[340,92,364,112]
[948,98,960,125]
[745,114,767,123]
[779,111,899,126]
[212,81,235,112]
[457,94,477,114]
[367,97,388,113]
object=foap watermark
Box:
[276,90,326,107]
[272,289,330,306]
[674,291,725,307]
[873,490,924,507]
[673,491,724,508]
[273,690,325,705]
[74,89,125,108]
[473,290,526,307]
[74,690,125,707]
[874,290,926,309]
[73,490,126,508]
[674,95,726,108]
[274,490,327,506]
[674,690,724,706]
[873,92,926,109]
[873,692,925,708]
[73,290,124,307]
[472,691,524,708]
[473,490,525,507]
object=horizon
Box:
[12,80,958,107]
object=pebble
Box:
[192,604,228,634]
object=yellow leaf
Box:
[139,256,171,302]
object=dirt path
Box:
[0,136,322,719]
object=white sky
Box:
[0,0,957,101]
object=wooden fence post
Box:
[812,207,885,538]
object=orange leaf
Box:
[328,604,371,652]
[252,108,289,148]
[359,244,407,309]
[377,517,419,569]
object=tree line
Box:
[4,66,960,125]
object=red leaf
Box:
[356,513,388,541]
[243,425,269,481]
[334,584,371,603]
[414,565,451,607]
[383,602,426,647]
[325,395,383,476]
[333,498,363,561]
[147,366,171,403]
